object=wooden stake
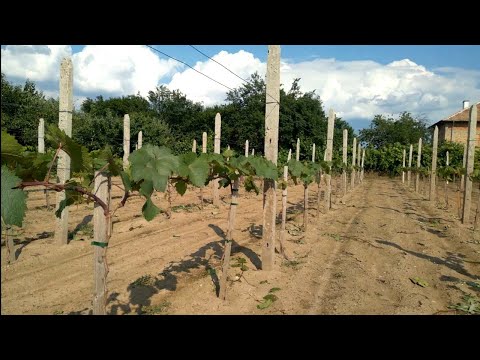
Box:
[304,184,308,231]
[407,144,413,188]
[219,179,239,300]
[351,138,357,189]
[55,57,73,245]
[200,132,207,209]
[460,144,466,192]
[343,129,347,195]
[213,113,221,207]
[92,171,111,315]
[415,138,422,193]
[279,165,290,261]
[262,45,280,271]
[296,138,300,161]
[138,131,142,149]
[5,227,15,264]
[357,142,361,184]
[361,148,365,182]
[430,126,439,201]
[445,151,450,208]
[325,109,335,211]
[462,105,478,223]
[402,148,406,184]
[123,114,130,170]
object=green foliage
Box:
[141,301,171,315]
[46,124,92,173]
[1,166,27,228]
[142,198,161,221]
[81,94,153,118]
[1,74,355,165]
[364,140,473,177]
[448,294,479,314]
[131,274,157,287]
[231,257,249,271]
[1,130,54,181]
[1,74,59,148]
[177,152,209,187]
[224,75,354,159]
[256,287,281,310]
[287,159,327,186]
[1,130,24,163]
[129,145,179,192]
[359,112,431,148]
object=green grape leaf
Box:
[229,156,249,174]
[175,180,187,196]
[278,179,288,190]
[142,198,160,221]
[223,148,234,159]
[97,146,121,176]
[263,293,278,302]
[1,131,24,165]
[287,159,304,178]
[178,153,209,187]
[55,196,75,218]
[15,152,53,181]
[248,157,278,180]
[219,178,230,188]
[1,166,27,227]
[120,171,132,192]
[244,176,260,195]
[139,180,154,198]
[257,299,273,310]
[45,124,91,173]
[129,145,179,192]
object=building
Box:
[429,100,480,146]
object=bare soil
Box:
[1,174,479,315]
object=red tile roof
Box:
[429,102,479,128]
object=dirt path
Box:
[1,176,479,314]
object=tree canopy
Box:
[1,73,355,162]
[359,112,431,148]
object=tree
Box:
[147,85,205,141]
[80,94,153,118]
[72,111,173,156]
[221,74,354,161]
[359,112,431,148]
[1,73,58,148]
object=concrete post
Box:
[38,118,45,153]
[430,126,439,201]
[55,57,73,245]
[262,45,280,271]
[123,114,130,170]
[462,105,478,223]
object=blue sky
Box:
[3,45,480,132]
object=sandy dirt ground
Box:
[1,174,479,315]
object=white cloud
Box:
[2,45,181,99]
[165,52,480,123]
[165,50,265,106]
[73,45,181,96]
[1,45,72,81]
[279,57,480,123]
[2,45,479,125]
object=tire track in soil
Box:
[306,177,479,314]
